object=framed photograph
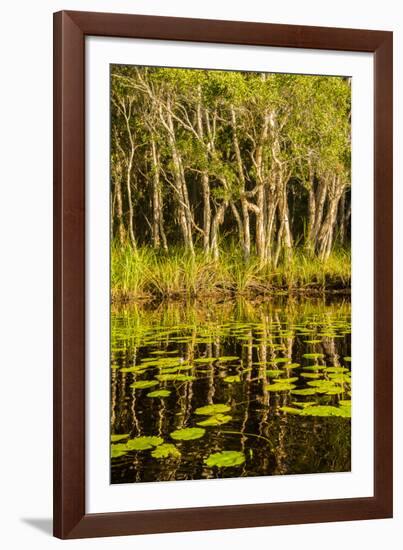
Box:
[53,10,393,539]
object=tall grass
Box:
[111,242,351,301]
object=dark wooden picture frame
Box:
[53,10,393,539]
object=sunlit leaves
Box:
[197,414,232,426]
[170,427,206,440]
[151,443,181,459]
[195,404,231,415]
[204,451,245,467]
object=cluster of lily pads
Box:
[111,403,247,467]
[111,303,351,473]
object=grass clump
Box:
[111,243,351,302]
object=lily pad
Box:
[279,406,302,415]
[195,404,231,415]
[307,380,343,393]
[170,427,206,440]
[146,389,171,398]
[126,436,164,450]
[223,375,241,383]
[291,401,317,408]
[300,405,351,418]
[204,450,245,468]
[197,414,232,426]
[111,444,129,459]
[218,356,240,362]
[265,382,296,391]
[291,388,317,396]
[130,380,159,390]
[326,367,348,373]
[156,374,195,382]
[120,366,145,373]
[111,434,129,442]
[151,443,181,459]
[302,353,325,359]
[266,370,283,377]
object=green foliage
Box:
[111,434,129,442]
[126,436,163,450]
[151,443,181,459]
[223,375,241,383]
[204,451,246,467]
[130,380,159,389]
[197,414,232,426]
[146,389,171,398]
[194,404,231,415]
[170,427,206,440]
[111,245,351,300]
[111,64,351,287]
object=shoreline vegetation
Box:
[111,244,350,303]
[111,67,351,303]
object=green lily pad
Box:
[149,350,179,355]
[151,443,181,459]
[204,450,245,468]
[146,389,171,398]
[218,356,240,362]
[170,427,206,440]
[265,382,296,391]
[111,434,129,442]
[326,367,348,373]
[120,366,145,373]
[344,356,352,362]
[307,380,343,393]
[126,436,164,450]
[194,357,215,364]
[291,388,317,396]
[111,444,129,459]
[302,353,325,359]
[130,380,159,389]
[300,405,351,418]
[195,404,231,415]
[197,414,232,426]
[291,401,317,408]
[156,374,195,382]
[223,375,241,383]
[279,406,302,415]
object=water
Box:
[110,297,351,484]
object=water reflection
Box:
[111,297,351,483]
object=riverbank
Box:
[111,245,351,303]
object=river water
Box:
[110,297,351,484]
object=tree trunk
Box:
[195,93,211,253]
[317,176,344,260]
[165,102,194,255]
[113,168,126,245]
[150,138,161,249]
[210,201,228,260]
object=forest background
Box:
[110,66,351,301]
